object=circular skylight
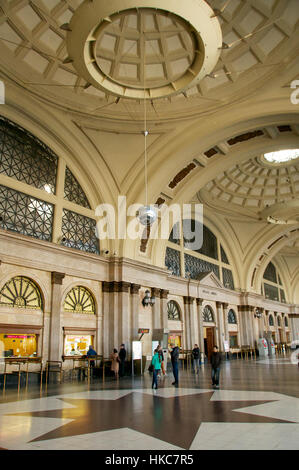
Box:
[264,149,299,164]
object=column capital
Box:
[160,289,169,299]
[151,287,161,297]
[130,283,141,295]
[238,305,255,312]
[102,281,112,293]
[119,281,131,293]
[196,298,204,306]
[51,272,65,285]
[184,296,195,304]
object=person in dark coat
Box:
[192,344,200,373]
[119,344,126,377]
[170,343,179,387]
[211,345,221,389]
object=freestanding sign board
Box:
[132,341,142,376]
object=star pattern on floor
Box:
[10,391,292,449]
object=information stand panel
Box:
[132,341,142,376]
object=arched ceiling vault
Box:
[0,0,298,301]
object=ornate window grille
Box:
[222,268,235,290]
[264,283,279,301]
[63,286,95,314]
[184,254,220,280]
[183,220,218,260]
[64,167,91,209]
[166,221,234,288]
[0,116,57,194]
[0,276,43,310]
[168,221,180,245]
[203,305,214,323]
[280,289,286,303]
[263,262,277,283]
[269,314,274,326]
[0,184,54,241]
[167,300,181,320]
[61,209,99,254]
[165,247,181,276]
[228,309,237,324]
[220,245,229,264]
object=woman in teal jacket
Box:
[152,348,162,389]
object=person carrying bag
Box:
[151,348,162,390]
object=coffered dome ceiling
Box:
[0,0,298,119]
[199,149,299,223]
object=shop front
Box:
[64,334,93,356]
[0,325,42,358]
[168,332,182,350]
[62,328,97,370]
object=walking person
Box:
[151,348,162,390]
[119,343,126,377]
[192,344,200,374]
[211,345,221,389]
[170,343,179,387]
[110,348,120,380]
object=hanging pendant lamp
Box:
[137,27,157,227]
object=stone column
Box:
[274,312,280,343]
[184,296,195,350]
[151,287,161,331]
[249,306,256,348]
[216,302,224,352]
[223,302,229,343]
[96,283,103,355]
[240,306,256,347]
[130,283,141,343]
[160,289,169,331]
[288,314,299,343]
[196,298,204,353]
[281,315,286,343]
[118,282,131,353]
[102,281,112,358]
[49,272,65,362]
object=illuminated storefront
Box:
[0,333,37,357]
[64,334,93,356]
[168,333,182,349]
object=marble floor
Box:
[0,356,299,450]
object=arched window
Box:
[263,261,286,303]
[0,116,99,254]
[167,300,181,320]
[63,286,95,314]
[165,220,235,290]
[285,317,288,327]
[0,276,43,310]
[203,305,214,323]
[0,116,58,193]
[269,314,274,326]
[228,309,237,324]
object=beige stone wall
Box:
[0,230,298,371]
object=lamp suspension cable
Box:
[143,26,148,208]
